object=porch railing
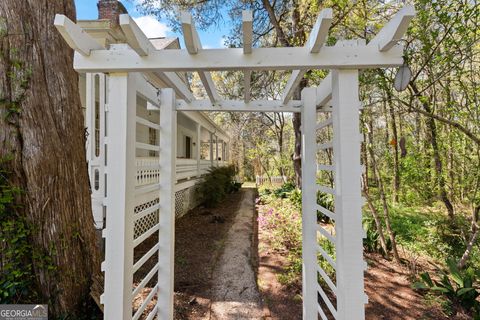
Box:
[135,157,226,185]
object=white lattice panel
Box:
[134,198,159,238]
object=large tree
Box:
[136,0,341,186]
[0,0,100,317]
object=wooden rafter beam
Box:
[176,99,302,112]
[119,14,151,56]
[118,14,195,103]
[145,72,195,103]
[308,8,333,53]
[243,10,253,103]
[54,14,104,56]
[368,5,415,52]
[316,73,332,107]
[282,9,333,104]
[181,12,220,104]
[242,10,253,54]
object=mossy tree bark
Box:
[0,0,100,317]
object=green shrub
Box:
[317,191,334,223]
[362,215,391,254]
[413,259,480,317]
[272,181,296,198]
[197,165,239,207]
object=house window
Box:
[94,74,100,157]
[185,136,192,159]
[149,128,158,157]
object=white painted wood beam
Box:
[308,8,333,53]
[54,14,104,56]
[242,10,253,103]
[74,44,404,72]
[119,14,153,56]
[181,12,200,54]
[282,70,307,104]
[282,9,332,104]
[242,10,253,54]
[181,12,220,104]
[368,5,415,52]
[316,73,332,107]
[145,72,195,103]
[301,87,318,319]
[176,99,302,112]
[118,14,195,102]
[157,88,176,320]
[198,72,220,104]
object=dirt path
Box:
[209,188,264,319]
[174,188,264,319]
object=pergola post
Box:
[157,88,177,319]
[301,87,318,320]
[331,69,366,320]
[103,73,135,320]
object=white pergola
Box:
[55,5,415,320]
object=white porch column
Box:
[157,88,177,319]
[103,73,135,320]
[196,123,201,176]
[332,69,366,320]
[215,135,219,166]
[300,87,318,320]
[209,132,214,167]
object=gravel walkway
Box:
[209,188,264,319]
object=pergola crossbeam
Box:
[54,14,104,56]
[181,12,220,104]
[368,5,415,52]
[74,45,404,72]
[176,99,302,112]
[282,9,332,104]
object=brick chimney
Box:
[97,0,128,26]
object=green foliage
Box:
[258,184,336,287]
[362,215,391,254]
[0,157,35,303]
[413,259,480,317]
[317,191,334,223]
[197,165,239,207]
[388,205,479,267]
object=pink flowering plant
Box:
[257,184,336,286]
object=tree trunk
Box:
[0,1,100,317]
[387,93,400,203]
[410,83,455,218]
[292,79,308,187]
[367,121,401,263]
[362,174,389,257]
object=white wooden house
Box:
[76,5,230,230]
